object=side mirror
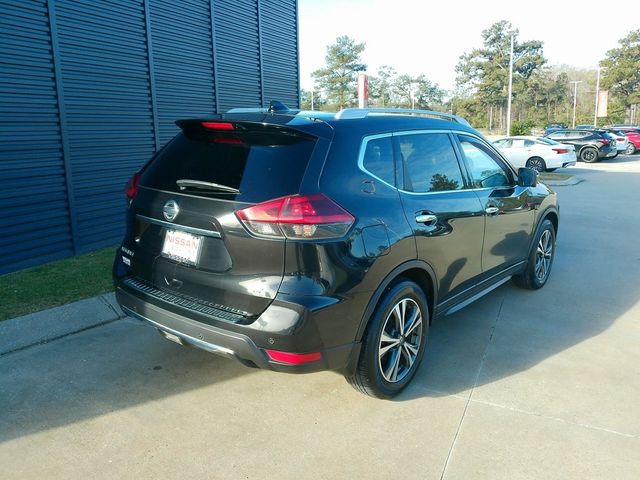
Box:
[517,167,537,187]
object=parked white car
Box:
[604,130,629,153]
[492,136,577,172]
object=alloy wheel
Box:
[535,229,553,282]
[582,149,597,162]
[378,298,423,383]
[527,158,545,173]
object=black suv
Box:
[545,129,617,163]
[114,105,559,398]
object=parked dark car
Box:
[113,105,559,398]
[544,122,568,135]
[545,129,617,162]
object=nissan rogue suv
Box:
[114,105,559,398]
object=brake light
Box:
[601,138,610,145]
[552,148,568,154]
[201,121,234,130]
[212,137,244,145]
[236,193,355,239]
[265,349,322,365]
[125,172,141,200]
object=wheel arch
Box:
[355,260,438,344]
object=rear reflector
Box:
[236,193,355,240]
[265,349,322,365]
[552,148,568,154]
[201,121,234,130]
[125,172,141,200]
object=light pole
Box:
[593,68,601,127]
[506,32,514,135]
[570,80,583,128]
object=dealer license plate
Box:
[162,229,202,265]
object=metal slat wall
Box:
[0,0,74,273]
[54,0,156,252]
[149,0,216,146]
[260,0,299,108]
[214,0,263,111]
[0,0,299,274]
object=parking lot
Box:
[1,155,639,479]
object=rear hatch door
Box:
[122,118,328,322]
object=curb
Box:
[0,292,126,357]
[540,176,583,186]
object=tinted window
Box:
[362,136,395,186]
[536,137,559,145]
[458,135,513,189]
[396,133,464,193]
[524,139,535,147]
[140,129,316,203]
[566,131,586,139]
[547,132,567,140]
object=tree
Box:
[600,29,640,112]
[312,36,367,109]
[300,88,326,110]
[454,21,546,128]
[368,65,396,107]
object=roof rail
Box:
[334,108,470,126]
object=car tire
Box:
[513,219,556,290]
[347,280,429,399]
[625,143,636,155]
[525,157,546,173]
[580,147,598,163]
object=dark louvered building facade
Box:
[0,0,300,274]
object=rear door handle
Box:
[485,206,500,216]
[415,214,437,225]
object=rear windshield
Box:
[140,128,317,203]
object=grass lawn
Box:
[1,247,117,321]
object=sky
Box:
[298,0,637,92]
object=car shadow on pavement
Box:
[398,165,640,401]
[0,319,256,443]
[1,165,638,438]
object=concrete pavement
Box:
[1,156,639,479]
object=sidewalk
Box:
[0,292,125,356]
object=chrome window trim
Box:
[358,129,473,196]
[136,214,222,238]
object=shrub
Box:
[510,120,536,136]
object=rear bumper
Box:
[116,286,357,374]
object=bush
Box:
[510,120,536,136]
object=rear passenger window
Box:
[395,133,464,193]
[362,136,395,186]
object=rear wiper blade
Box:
[176,179,239,193]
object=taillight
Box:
[601,138,610,145]
[125,172,141,200]
[552,148,568,154]
[236,193,355,240]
